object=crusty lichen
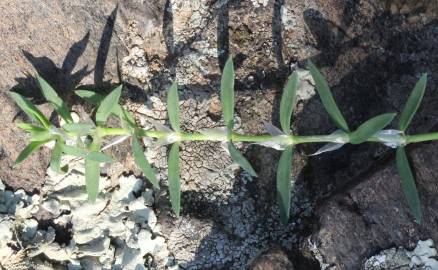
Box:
[364,239,438,270]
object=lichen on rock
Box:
[364,239,438,270]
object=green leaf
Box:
[86,151,113,163]
[62,123,93,134]
[75,90,129,122]
[29,130,52,142]
[60,144,88,157]
[121,108,137,129]
[75,90,104,105]
[85,158,100,202]
[277,145,293,224]
[16,123,46,133]
[50,141,63,173]
[9,92,51,128]
[95,85,122,125]
[396,147,422,224]
[398,74,427,132]
[280,71,299,134]
[132,137,160,189]
[14,140,48,166]
[37,75,72,123]
[167,82,180,132]
[308,61,349,132]
[221,56,235,133]
[228,142,257,177]
[168,143,181,217]
[349,113,396,144]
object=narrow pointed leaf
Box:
[168,143,181,217]
[14,140,48,166]
[50,141,63,173]
[75,90,126,119]
[308,61,349,131]
[132,137,159,189]
[75,90,105,105]
[62,123,93,134]
[396,147,422,224]
[398,74,427,131]
[221,57,235,133]
[86,151,113,163]
[85,158,100,202]
[16,123,46,133]
[167,82,180,132]
[37,75,72,123]
[228,142,257,177]
[277,145,293,224]
[280,71,299,134]
[95,85,122,125]
[30,130,52,142]
[349,113,396,144]
[60,144,88,157]
[121,108,137,129]
[9,92,50,128]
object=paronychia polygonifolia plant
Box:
[10,57,430,224]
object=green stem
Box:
[87,127,438,146]
[96,127,381,145]
[405,132,438,144]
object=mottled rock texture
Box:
[300,0,438,269]
[3,0,438,269]
[250,246,294,270]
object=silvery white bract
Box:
[375,129,406,148]
[253,122,290,150]
[263,121,284,136]
[310,130,348,156]
[150,119,180,147]
[49,126,68,140]
[101,136,130,151]
[309,142,344,156]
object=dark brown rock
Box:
[303,142,438,269]
[251,246,294,270]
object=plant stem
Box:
[97,127,376,145]
[405,132,438,144]
[71,126,438,148]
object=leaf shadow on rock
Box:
[11,32,92,104]
[10,4,121,106]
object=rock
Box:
[0,0,127,191]
[364,239,438,270]
[250,246,294,270]
[0,0,165,192]
[0,91,52,191]
[303,143,438,269]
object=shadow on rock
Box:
[10,4,120,105]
